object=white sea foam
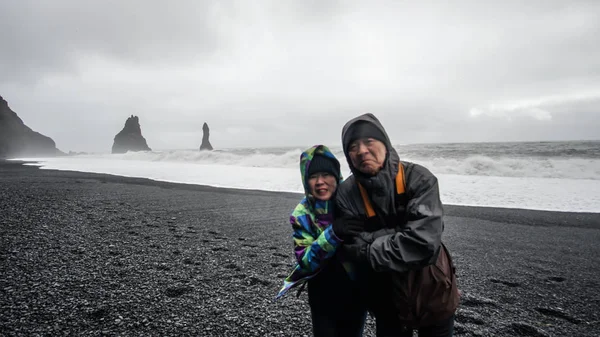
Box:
[14,154,600,213]
[414,156,600,180]
[52,148,600,180]
[103,148,305,169]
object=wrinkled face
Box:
[307,172,338,201]
[348,138,387,175]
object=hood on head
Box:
[341,113,395,175]
[299,145,342,196]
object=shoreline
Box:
[4,159,600,228]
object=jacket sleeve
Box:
[290,212,343,273]
[367,166,444,273]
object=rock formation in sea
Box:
[199,122,213,151]
[111,115,152,154]
[0,95,63,158]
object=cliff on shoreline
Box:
[0,95,63,158]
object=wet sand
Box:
[1,161,599,336]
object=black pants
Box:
[375,314,455,337]
[307,260,367,337]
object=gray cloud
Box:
[1,0,599,152]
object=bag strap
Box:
[358,162,406,218]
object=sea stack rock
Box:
[111,115,152,154]
[0,95,63,158]
[199,122,213,151]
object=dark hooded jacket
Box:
[335,113,459,327]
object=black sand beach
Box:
[1,161,599,336]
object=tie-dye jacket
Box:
[276,145,353,299]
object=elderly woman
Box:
[277,144,366,337]
[335,114,460,337]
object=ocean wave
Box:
[409,155,600,180]
[71,149,600,180]
[87,148,304,168]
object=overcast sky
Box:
[1,0,599,152]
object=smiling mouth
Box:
[315,187,330,195]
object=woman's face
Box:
[307,172,338,201]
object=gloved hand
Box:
[331,217,364,241]
[357,227,397,244]
[342,235,370,264]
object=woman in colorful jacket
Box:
[276,144,367,337]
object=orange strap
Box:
[358,163,406,218]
